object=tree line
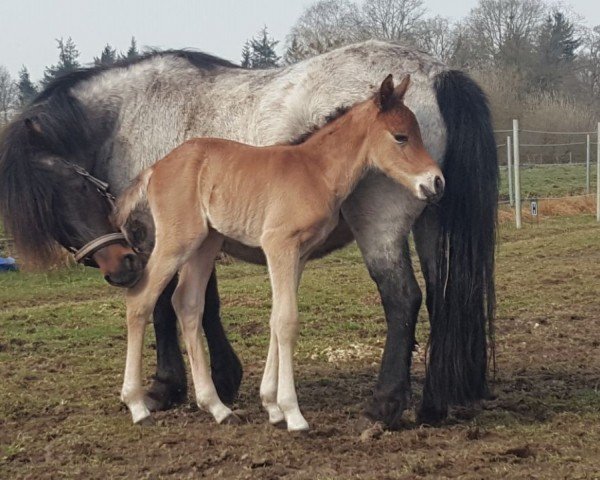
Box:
[0,37,140,122]
[1,0,599,129]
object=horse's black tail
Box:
[420,70,498,422]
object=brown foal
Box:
[115,74,444,431]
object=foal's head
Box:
[365,74,444,203]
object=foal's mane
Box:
[288,105,351,145]
[0,49,238,266]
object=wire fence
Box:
[496,120,600,228]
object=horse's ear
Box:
[394,75,411,102]
[24,117,43,135]
[377,74,395,110]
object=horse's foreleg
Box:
[342,177,424,430]
[203,269,243,405]
[145,277,188,412]
[361,238,421,429]
[172,233,235,424]
[262,242,308,432]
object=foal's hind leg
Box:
[172,232,237,424]
[261,240,308,431]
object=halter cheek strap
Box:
[60,159,129,267]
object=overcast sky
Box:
[1,0,599,81]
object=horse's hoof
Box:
[359,421,385,443]
[211,351,243,404]
[417,404,447,426]
[221,412,243,425]
[144,378,187,412]
[135,415,155,427]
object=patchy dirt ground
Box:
[1,215,600,479]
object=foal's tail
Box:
[421,70,499,420]
[113,167,155,253]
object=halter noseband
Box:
[61,160,127,267]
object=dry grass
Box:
[499,195,597,224]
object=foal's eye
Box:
[394,134,409,144]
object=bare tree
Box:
[362,0,425,41]
[414,16,459,63]
[466,0,546,68]
[0,66,18,124]
[577,26,600,101]
[287,0,366,60]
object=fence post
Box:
[513,119,522,228]
[597,122,599,222]
[507,136,514,206]
[586,134,591,194]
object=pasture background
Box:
[1,213,599,479]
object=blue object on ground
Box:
[0,256,18,272]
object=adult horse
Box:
[0,40,498,428]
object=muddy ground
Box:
[1,215,599,479]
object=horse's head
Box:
[0,114,144,287]
[366,74,445,203]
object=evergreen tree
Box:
[241,41,252,68]
[283,35,307,65]
[94,44,118,66]
[249,26,280,69]
[534,11,582,90]
[17,66,38,107]
[42,37,80,86]
[121,37,140,61]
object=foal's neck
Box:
[299,101,373,201]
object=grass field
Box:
[1,214,599,479]
[499,163,598,200]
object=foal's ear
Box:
[377,74,395,110]
[24,117,43,136]
[394,75,411,102]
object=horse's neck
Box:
[301,104,371,201]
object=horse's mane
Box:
[0,95,96,266]
[0,49,237,267]
[35,49,240,102]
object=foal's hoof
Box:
[135,416,156,427]
[271,419,287,430]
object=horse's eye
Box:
[394,134,408,144]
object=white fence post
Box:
[507,136,514,206]
[586,134,591,194]
[597,122,599,223]
[513,119,522,228]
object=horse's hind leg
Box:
[172,232,236,424]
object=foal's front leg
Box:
[122,254,182,424]
[261,242,308,431]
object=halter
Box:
[61,160,127,267]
